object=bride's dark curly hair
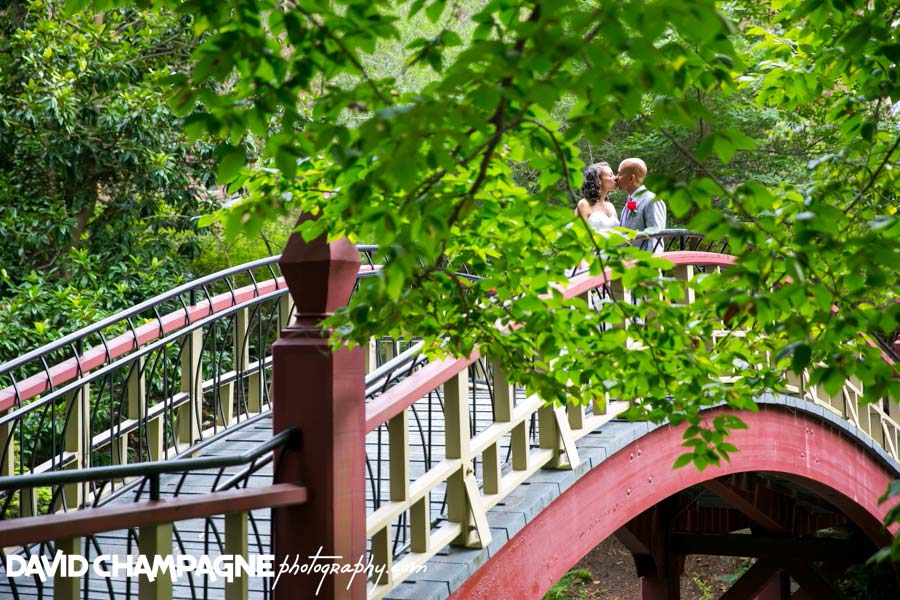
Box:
[581,161,610,205]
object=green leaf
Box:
[712,134,737,165]
[425,0,446,23]
[879,479,900,504]
[673,453,693,469]
[64,0,90,15]
[693,454,709,472]
[217,146,245,183]
[275,146,298,180]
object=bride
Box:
[575,161,618,233]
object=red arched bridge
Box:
[0,229,896,600]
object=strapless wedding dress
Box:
[587,211,618,233]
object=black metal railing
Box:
[0,426,300,600]
[633,228,730,253]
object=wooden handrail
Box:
[0,264,384,412]
[0,483,307,548]
[0,277,286,412]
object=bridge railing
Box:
[360,247,899,598]
[0,425,305,600]
[1,229,894,600]
[0,247,379,518]
[360,250,740,598]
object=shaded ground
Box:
[545,536,752,600]
[543,536,899,599]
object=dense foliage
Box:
[0,0,219,358]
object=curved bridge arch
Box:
[450,400,900,599]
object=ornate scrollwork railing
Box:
[0,247,379,519]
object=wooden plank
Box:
[225,512,249,600]
[0,484,307,547]
[140,522,173,600]
[53,536,80,600]
[177,329,203,446]
[388,410,409,502]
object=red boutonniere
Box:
[626,200,637,211]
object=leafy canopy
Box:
[77,0,899,475]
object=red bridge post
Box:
[271,219,366,600]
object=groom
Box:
[617,158,666,252]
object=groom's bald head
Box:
[616,158,647,194]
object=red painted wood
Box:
[449,405,898,600]
[365,353,478,433]
[659,251,736,267]
[0,277,286,411]
[754,571,789,600]
[719,560,781,600]
[272,224,366,600]
[0,483,307,547]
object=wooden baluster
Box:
[445,369,491,548]
[62,383,89,510]
[235,307,250,374]
[888,398,900,458]
[365,338,378,373]
[0,406,21,516]
[850,377,871,436]
[483,442,501,496]
[177,329,203,448]
[510,420,529,472]
[445,369,470,545]
[388,411,409,505]
[538,403,581,470]
[382,338,397,363]
[278,293,292,330]
[225,512,249,600]
[567,399,585,432]
[673,264,695,304]
[370,527,392,585]
[410,495,431,553]
[218,380,235,427]
[139,523,172,600]
[869,404,885,447]
[54,536,80,600]
[247,370,262,414]
[538,403,561,467]
[831,384,848,419]
[609,278,631,329]
[0,407,14,478]
[222,307,250,427]
[148,415,165,461]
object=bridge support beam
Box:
[271,220,365,600]
[617,501,683,600]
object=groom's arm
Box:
[644,197,667,230]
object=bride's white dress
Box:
[587,210,619,233]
